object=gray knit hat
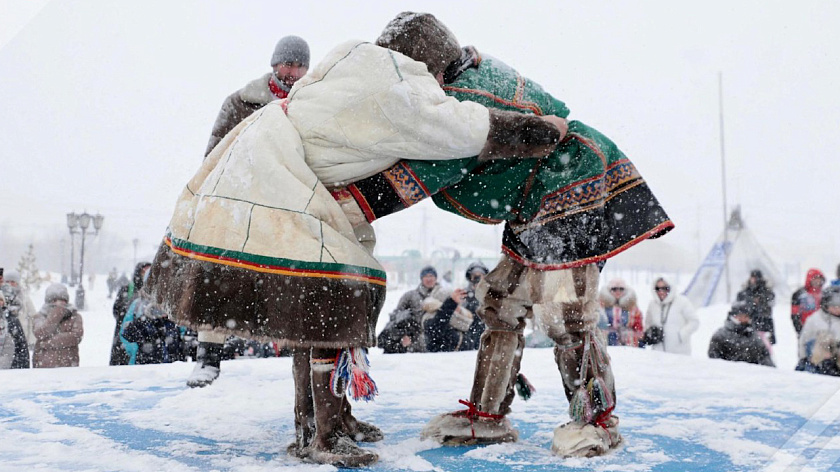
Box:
[375,12,461,77]
[45,283,70,303]
[420,266,438,279]
[270,35,310,67]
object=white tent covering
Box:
[683,207,789,307]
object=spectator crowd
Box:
[3,261,840,380]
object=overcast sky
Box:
[2,0,839,275]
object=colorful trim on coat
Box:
[526,158,640,229]
[334,162,434,223]
[164,234,386,286]
[382,162,432,207]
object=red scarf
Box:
[268,77,289,100]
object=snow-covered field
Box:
[2,277,838,471]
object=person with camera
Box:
[424,262,489,353]
[643,277,698,355]
[32,284,83,368]
[796,286,840,376]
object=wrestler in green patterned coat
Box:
[344,47,672,269]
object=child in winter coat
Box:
[598,279,645,347]
[33,284,83,368]
[796,286,840,376]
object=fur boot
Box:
[421,330,522,445]
[341,399,384,443]
[551,327,621,457]
[551,415,622,458]
[286,349,315,458]
[301,349,378,468]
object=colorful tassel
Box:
[569,388,593,423]
[588,377,614,411]
[331,348,378,401]
[329,351,348,398]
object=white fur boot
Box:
[551,415,622,458]
[421,406,518,446]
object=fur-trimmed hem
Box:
[176,324,376,349]
[145,242,385,348]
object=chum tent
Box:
[683,207,788,307]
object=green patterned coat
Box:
[342,50,673,269]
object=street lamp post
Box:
[66,211,104,309]
[66,213,79,286]
[60,237,66,284]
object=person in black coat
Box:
[1,292,30,369]
[708,302,774,367]
[109,262,151,366]
[424,262,488,352]
[121,301,183,365]
[735,269,776,348]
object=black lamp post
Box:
[66,213,79,286]
[66,211,104,309]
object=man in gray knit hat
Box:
[203,35,310,157]
[189,35,311,389]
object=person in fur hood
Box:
[145,12,564,468]
[644,276,698,355]
[598,279,645,347]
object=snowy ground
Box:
[2,278,839,471]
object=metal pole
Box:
[69,232,76,286]
[60,238,66,283]
[718,72,731,303]
[79,229,86,288]
[76,229,87,309]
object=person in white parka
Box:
[644,276,699,355]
